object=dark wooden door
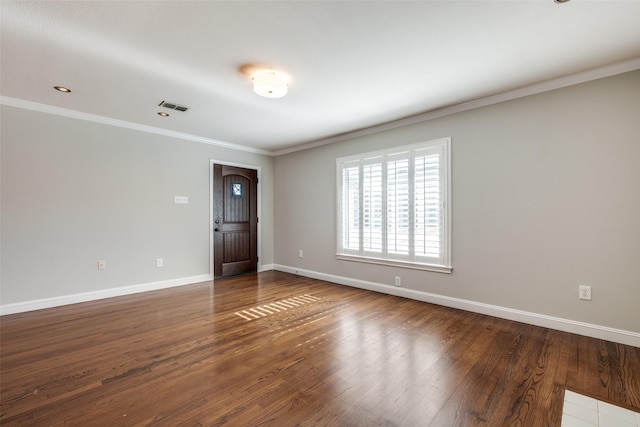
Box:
[213,164,258,278]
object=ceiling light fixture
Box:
[157,112,170,117]
[54,86,71,93]
[554,0,570,3]
[251,70,288,98]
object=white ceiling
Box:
[2,1,640,155]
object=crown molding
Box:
[3,58,639,158]
[273,57,640,156]
[0,96,273,156]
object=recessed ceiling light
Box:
[157,112,170,117]
[251,70,288,98]
[554,0,570,3]
[53,86,71,93]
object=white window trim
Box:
[336,137,452,274]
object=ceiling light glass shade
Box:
[252,70,288,98]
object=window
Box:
[337,138,451,273]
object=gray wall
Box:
[2,71,638,334]
[1,106,274,305]
[274,70,640,333]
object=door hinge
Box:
[257,257,259,262]
[257,217,259,223]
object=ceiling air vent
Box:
[158,100,189,112]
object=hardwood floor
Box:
[1,271,639,426]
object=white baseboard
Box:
[259,263,276,272]
[0,274,213,316]
[274,264,640,347]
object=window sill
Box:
[336,254,452,274]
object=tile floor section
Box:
[562,390,640,427]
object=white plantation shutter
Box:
[363,160,383,254]
[337,138,451,272]
[341,164,360,251]
[414,149,442,261]
[387,156,410,256]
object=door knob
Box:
[215,228,220,232]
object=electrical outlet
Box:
[395,276,401,287]
[174,196,188,204]
[156,258,164,268]
[298,250,303,258]
[579,285,592,300]
[97,260,106,270]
